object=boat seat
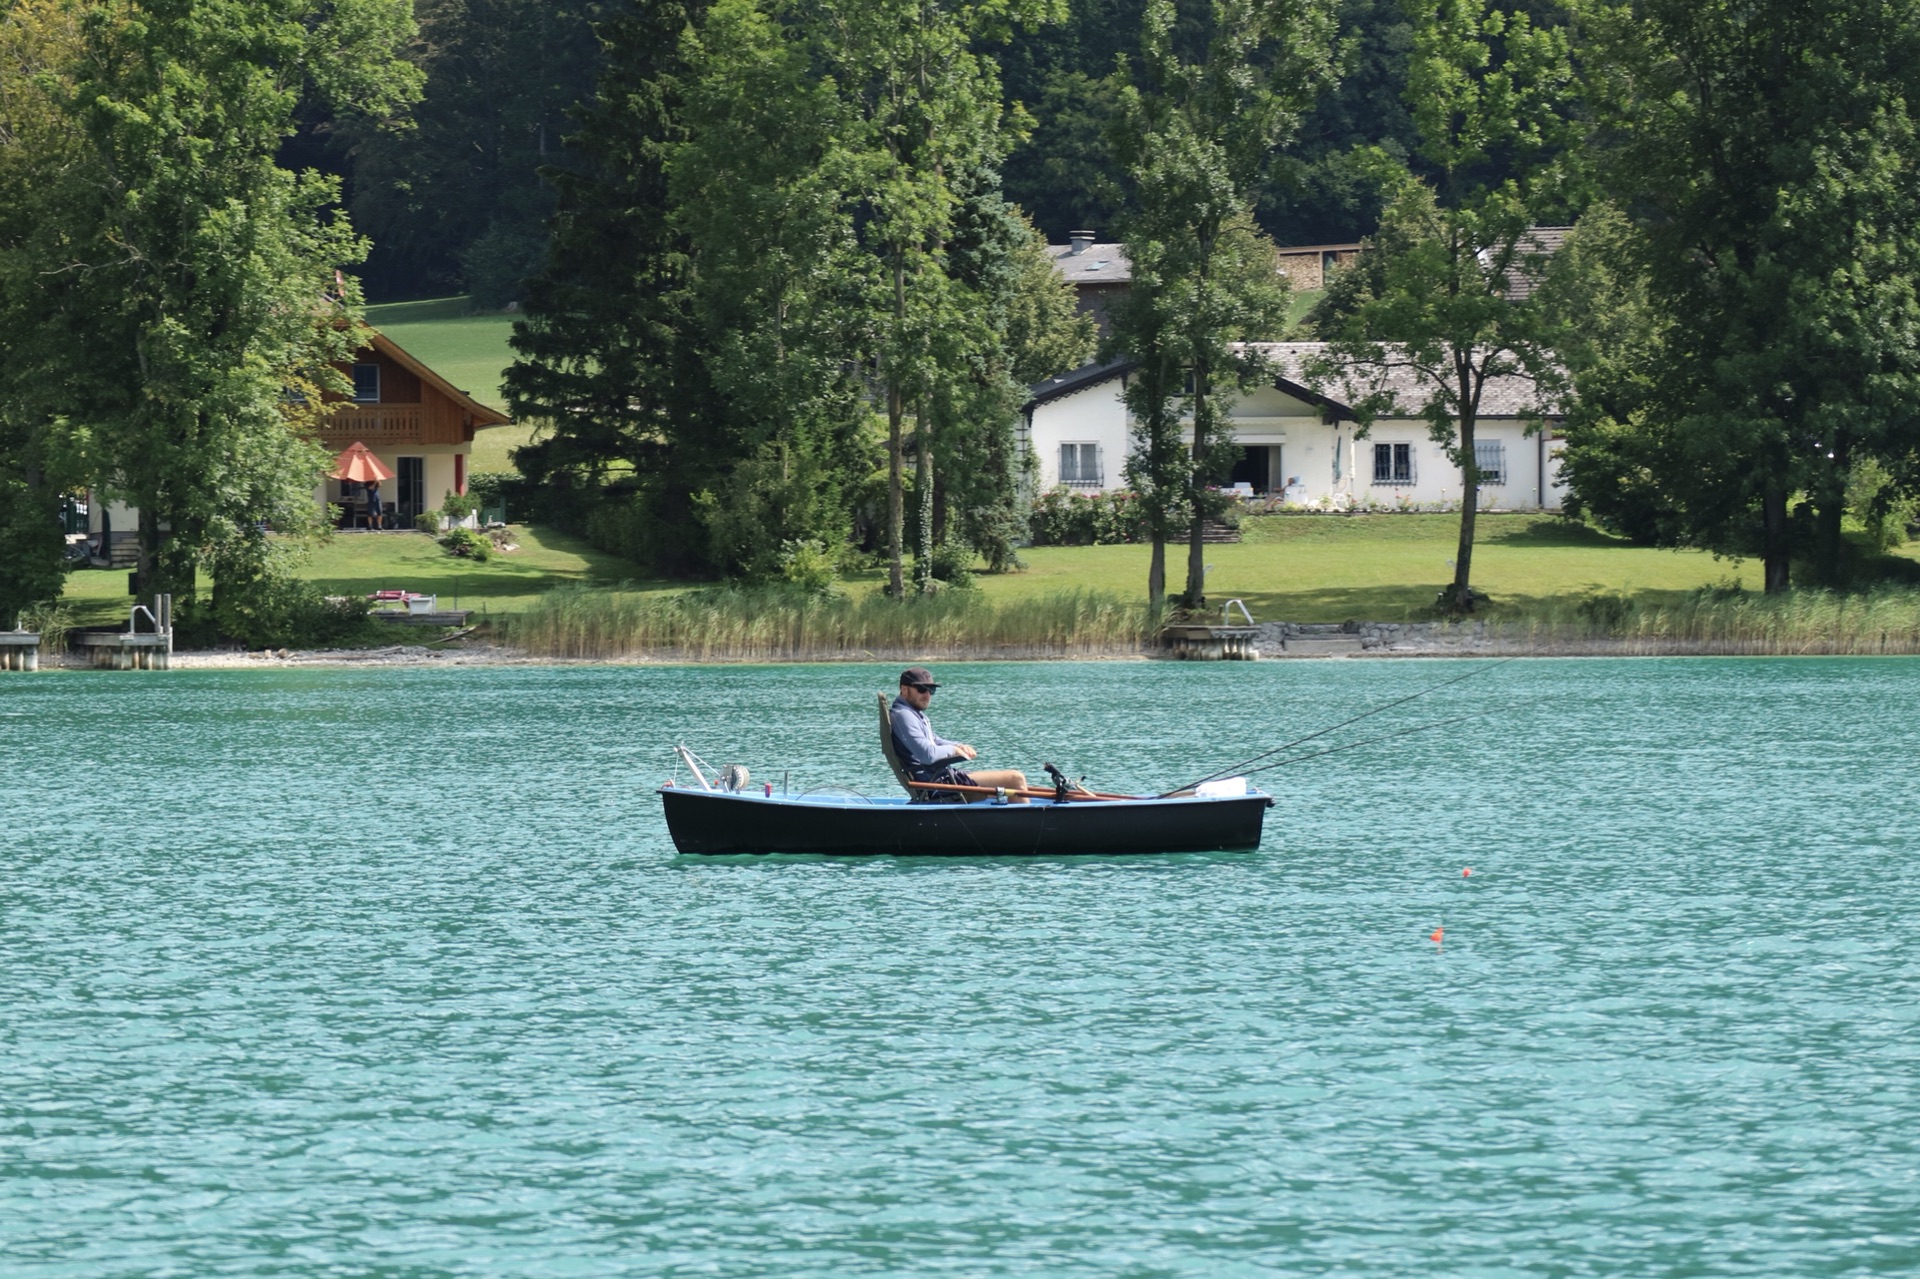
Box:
[877,693,916,797]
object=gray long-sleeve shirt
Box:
[889,697,966,781]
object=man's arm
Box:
[890,703,968,770]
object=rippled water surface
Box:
[5,658,1919,1277]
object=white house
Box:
[1021,343,1567,512]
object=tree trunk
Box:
[1447,414,1479,612]
[1762,479,1791,594]
[914,410,935,595]
[1147,528,1166,621]
[1183,365,1209,608]
[886,252,907,599]
[887,388,904,597]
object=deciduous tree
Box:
[1108,0,1334,613]
[1307,0,1574,612]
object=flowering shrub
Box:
[1029,488,1150,546]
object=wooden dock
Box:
[74,594,175,669]
[1159,624,1260,660]
[372,609,473,627]
[0,632,40,671]
[74,631,172,669]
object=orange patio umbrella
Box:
[330,441,395,484]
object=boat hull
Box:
[659,787,1273,856]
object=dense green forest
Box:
[7,0,1920,639]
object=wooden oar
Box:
[905,780,1140,802]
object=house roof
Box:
[1247,342,1559,419]
[360,328,513,428]
[1047,242,1132,286]
[1024,356,1133,410]
[1483,226,1572,301]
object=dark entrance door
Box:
[396,456,425,526]
[1228,446,1270,492]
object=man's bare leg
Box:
[968,768,1029,803]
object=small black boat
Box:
[657,693,1271,856]
[658,785,1273,857]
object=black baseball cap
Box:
[900,666,939,689]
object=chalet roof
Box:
[1247,342,1559,419]
[360,328,513,428]
[1047,242,1132,286]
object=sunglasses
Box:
[909,683,937,693]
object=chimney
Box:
[1069,230,1095,255]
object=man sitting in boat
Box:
[890,667,1030,803]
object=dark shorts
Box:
[914,768,976,803]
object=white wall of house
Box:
[1028,377,1132,491]
[1027,376,1567,511]
[310,443,475,525]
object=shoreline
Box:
[30,632,1920,669]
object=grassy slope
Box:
[62,526,665,628]
[363,297,531,474]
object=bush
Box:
[441,490,481,525]
[439,527,493,561]
[415,509,443,533]
[213,574,375,649]
[1029,488,1149,546]
[777,539,840,595]
[926,540,977,589]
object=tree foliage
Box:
[1562,0,1920,591]
[1307,0,1574,612]
[1107,0,1334,613]
[0,0,418,618]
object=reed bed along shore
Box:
[498,582,1920,661]
[1481,587,1920,656]
[503,585,1151,661]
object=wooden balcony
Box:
[319,406,425,445]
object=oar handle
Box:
[904,781,1138,801]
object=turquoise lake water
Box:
[3,658,1918,1276]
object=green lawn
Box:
[849,513,1763,622]
[61,525,665,628]
[61,511,1801,633]
[364,296,533,474]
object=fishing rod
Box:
[1232,707,1501,780]
[1160,656,1515,797]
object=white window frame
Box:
[352,363,380,403]
[1060,442,1103,488]
[1372,441,1415,486]
[1474,439,1507,485]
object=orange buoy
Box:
[1429,927,1444,943]
[1463,867,1472,877]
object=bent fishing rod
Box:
[1160,656,1515,797]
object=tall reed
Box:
[1491,587,1920,655]
[504,585,1151,661]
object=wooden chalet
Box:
[88,329,514,566]
[319,330,514,529]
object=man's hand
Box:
[955,744,978,761]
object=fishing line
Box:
[1161,657,1516,797]
[1235,707,1504,779]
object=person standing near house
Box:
[890,667,1030,802]
[365,481,384,530]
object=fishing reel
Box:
[1042,762,1081,803]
